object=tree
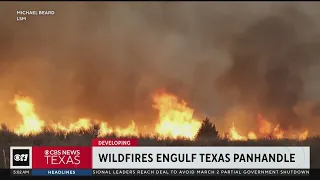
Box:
[196,117,219,139]
[1,123,8,131]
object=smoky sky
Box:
[216,6,320,130]
[0,2,320,131]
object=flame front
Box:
[9,91,201,140]
[99,121,138,137]
[11,95,139,137]
[6,92,310,141]
[228,114,309,141]
[153,91,201,140]
[52,118,92,133]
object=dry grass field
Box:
[0,128,319,169]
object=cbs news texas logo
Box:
[10,147,32,169]
[44,148,81,165]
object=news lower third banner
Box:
[9,138,311,176]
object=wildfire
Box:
[52,118,92,133]
[152,91,201,140]
[11,96,140,137]
[228,114,309,141]
[12,95,45,135]
[99,121,139,137]
[229,123,248,141]
[8,91,201,140]
[3,92,310,141]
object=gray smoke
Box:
[0,2,319,132]
[216,6,320,130]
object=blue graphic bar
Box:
[32,169,92,176]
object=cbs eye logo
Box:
[10,147,32,169]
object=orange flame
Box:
[229,123,248,141]
[9,92,201,140]
[248,131,257,140]
[99,121,138,137]
[228,114,308,141]
[12,95,45,135]
[153,91,201,140]
[258,114,272,136]
[52,118,92,133]
[6,93,310,141]
[298,129,309,141]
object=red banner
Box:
[32,146,91,169]
[92,138,138,146]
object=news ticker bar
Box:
[9,169,312,176]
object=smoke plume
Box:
[0,2,320,132]
[216,6,320,130]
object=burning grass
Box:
[0,92,318,168]
[6,93,310,141]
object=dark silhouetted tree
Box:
[1,123,8,131]
[196,117,219,139]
